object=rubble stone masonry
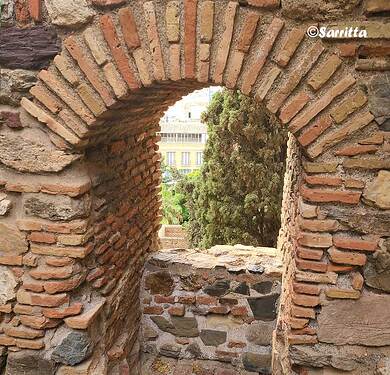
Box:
[0,0,389,374]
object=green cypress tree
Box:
[182,89,287,248]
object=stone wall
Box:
[0,0,389,374]
[141,246,282,374]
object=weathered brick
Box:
[178,295,196,304]
[293,282,320,296]
[290,317,309,329]
[296,258,328,273]
[292,293,320,307]
[289,74,356,134]
[247,0,280,7]
[83,27,109,67]
[65,300,105,329]
[17,289,69,307]
[300,186,362,205]
[213,2,238,84]
[118,7,141,50]
[40,180,91,197]
[143,305,164,315]
[133,48,153,85]
[297,247,323,261]
[255,67,281,101]
[21,98,82,146]
[308,55,342,91]
[183,0,197,79]
[100,14,140,89]
[351,272,364,290]
[30,264,75,280]
[209,306,230,314]
[344,178,365,189]
[144,2,166,81]
[343,158,390,170]
[336,43,357,57]
[359,133,384,145]
[43,274,84,294]
[30,84,62,114]
[168,305,185,317]
[291,305,315,319]
[197,295,218,305]
[57,109,89,139]
[279,91,310,124]
[65,36,114,108]
[27,232,56,244]
[199,1,214,43]
[92,0,126,5]
[295,270,337,284]
[304,175,343,187]
[273,28,305,67]
[0,255,23,266]
[267,42,324,113]
[166,1,180,42]
[28,0,41,21]
[335,144,379,156]
[298,232,332,248]
[328,247,367,266]
[291,327,317,336]
[241,17,284,94]
[236,12,259,53]
[325,288,360,299]
[333,235,378,252]
[327,264,354,273]
[77,83,106,117]
[303,162,338,174]
[299,198,318,218]
[154,295,175,304]
[54,54,80,87]
[299,116,334,148]
[225,50,245,89]
[307,112,375,158]
[31,244,89,258]
[5,325,44,339]
[299,217,339,233]
[42,303,83,319]
[288,334,318,345]
[330,91,368,124]
[169,44,181,81]
[15,337,44,350]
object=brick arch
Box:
[1,1,389,374]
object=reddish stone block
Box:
[300,186,362,205]
[28,0,41,21]
[178,295,196,304]
[288,334,318,345]
[0,111,22,128]
[168,305,185,317]
[209,306,230,314]
[118,7,140,50]
[279,92,310,124]
[231,306,248,317]
[236,12,259,53]
[197,295,218,305]
[155,295,175,304]
[293,293,320,307]
[15,0,30,23]
[183,0,197,79]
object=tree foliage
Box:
[181,89,287,248]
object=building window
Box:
[166,152,176,166]
[196,151,203,166]
[181,152,190,166]
[188,112,191,119]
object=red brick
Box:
[0,304,12,313]
[293,293,320,307]
[43,274,84,294]
[290,317,309,329]
[231,306,248,317]
[92,0,126,5]
[42,303,83,319]
[328,247,367,266]
[273,28,305,67]
[0,255,23,266]
[236,12,259,53]
[64,301,105,329]
[19,315,51,330]
[4,325,44,339]
[118,7,140,50]
[213,2,238,84]
[225,50,245,88]
[28,0,41,21]
[143,2,166,81]
[17,289,69,307]
[154,295,175,304]
[100,14,140,89]
[209,306,230,314]
[30,84,62,114]
[289,74,356,134]
[297,116,333,147]
[336,43,357,57]
[344,178,365,189]
[293,282,320,296]
[279,92,310,124]
[298,217,339,232]
[327,264,354,273]
[168,305,185,317]
[291,327,317,336]
[28,232,56,244]
[197,295,217,305]
[65,37,114,108]
[296,258,328,273]
[183,0,197,79]
[291,305,315,319]
[288,334,318,345]
[298,232,332,248]
[241,17,284,94]
[30,264,74,280]
[297,247,323,261]
[247,0,280,7]
[308,54,342,91]
[333,235,378,252]
[143,306,164,315]
[15,0,30,23]
[304,175,343,187]
[300,186,361,205]
[45,257,74,267]
[15,338,44,350]
[335,144,379,156]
